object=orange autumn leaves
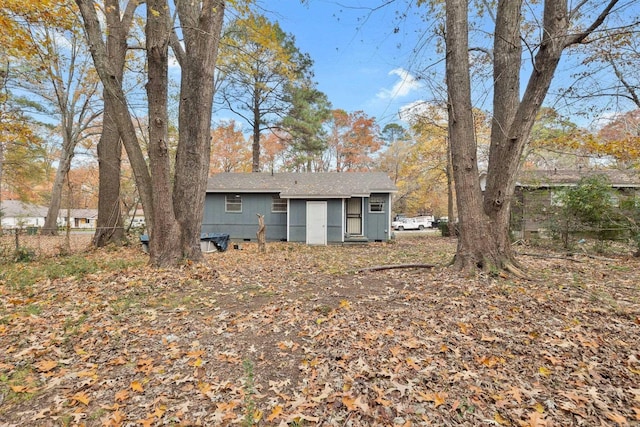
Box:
[1,240,639,425]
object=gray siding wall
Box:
[364,193,391,241]
[327,199,343,242]
[288,199,343,243]
[288,199,306,242]
[202,193,287,241]
[202,192,392,243]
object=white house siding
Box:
[1,200,97,230]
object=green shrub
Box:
[14,246,35,263]
[552,174,626,248]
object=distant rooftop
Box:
[0,200,97,218]
[0,200,49,217]
[516,169,640,188]
[207,172,397,198]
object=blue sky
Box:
[256,1,435,127]
[250,1,640,132]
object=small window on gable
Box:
[369,196,385,212]
[272,195,287,213]
[226,194,242,212]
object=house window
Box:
[369,196,385,213]
[550,190,564,207]
[272,196,287,213]
[226,194,242,212]
[610,194,620,208]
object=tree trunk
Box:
[172,0,226,261]
[63,176,72,254]
[446,136,454,226]
[75,0,155,237]
[478,0,524,263]
[77,0,227,267]
[257,213,266,253]
[446,0,618,273]
[22,20,100,237]
[146,0,181,266]
[446,0,503,271]
[42,130,75,235]
[0,138,4,233]
[483,0,578,265]
[252,87,261,172]
[92,0,138,248]
[93,93,124,247]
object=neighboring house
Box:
[0,200,98,230]
[0,200,48,229]
[203,172,397,244]
[125,208,146,229]
[509,169,640,238]
[58,208,98,229]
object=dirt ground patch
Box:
[1,236,639,426]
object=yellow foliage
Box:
[1,0,75,57]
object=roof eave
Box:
[283,194,351,199]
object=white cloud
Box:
[398,101,447,125]
[376,68,423,100]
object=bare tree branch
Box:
[565,0,620,46]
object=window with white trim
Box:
[609,194,620,207]
[272,196,287,212]
[225,194,242,212]
[550,190,564,207]
[369,196,385,212]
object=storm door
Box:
[346,197,363,235]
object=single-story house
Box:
[0,200,49,229]
[203,172,397,244]
[59,208,98,229]
[126,208,146,229]
[0,199,98,230]
[510,169,640,238]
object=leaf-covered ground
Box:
[1,236,639,426]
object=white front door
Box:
[306,201,327,245]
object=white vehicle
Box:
[391,218,405,229]
[392,216,432,231]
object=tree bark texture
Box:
[445,0,500,271]
[146,0,182,266]
[77,0,227,267]
[93,92,124,247]
[446,0,620,272]
[257,213,266,253]
[172,0,226,261]
[252,86,261,172]
[0,139,3,232]
[446,137,454,227]
[483,0,566,263]
[42,124,75,235]
[93,0,136,247]
[75,0,155,236]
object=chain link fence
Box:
[0,229,94,262]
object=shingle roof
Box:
[0,200,49,217]
[516,169,640,188]
[206,172,397,198]
[71,209,98,219]
[0,200,97,219]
